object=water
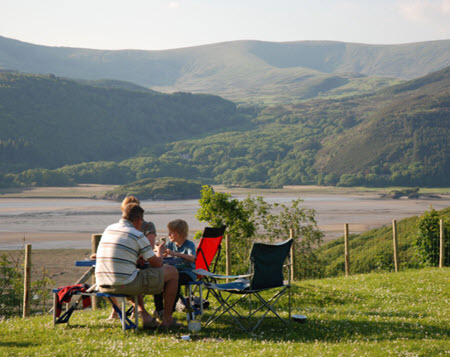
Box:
[1,193,449,249]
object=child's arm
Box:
[166,249,195,263]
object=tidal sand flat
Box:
[1,185,449,249]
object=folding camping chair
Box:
[178,226,226,316]
[195,238,293,333]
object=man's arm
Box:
[147,255,163,267]
[147,242,167,268]
[146,233,156,249]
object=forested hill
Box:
[158,65,450,188]
[0,72,246,172]
[0,66,449,188]
[1,36,449,103]
[314,66,450,186]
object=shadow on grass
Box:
[0,341,38,348]
[196,316,450,343]
[57,313,449,344]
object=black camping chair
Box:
[197,238,293,333]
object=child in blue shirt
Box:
[154,219,196,320]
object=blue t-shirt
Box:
[166,239,196,279]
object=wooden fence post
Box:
[439,219,445,268]
[344,223,350,276]
[225,234,231,282]
[392,220,399,272]
[91,234,102,310]
[290,229,296,281]
[23,244,32,318]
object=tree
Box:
[196,185,324,278]
[196,186,255,268]
[243,197,324,279]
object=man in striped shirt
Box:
[95,203,182,329]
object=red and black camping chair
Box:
[196,226,226,276]
[179,226,226,316]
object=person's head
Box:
[121,196,140,212]
[167,219,189,245]
[122,202,144,229]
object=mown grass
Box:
[1,268,448,356]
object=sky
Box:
[1,0,450,51]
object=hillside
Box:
[155,66,450,188]
[0,72,246,172]
[0,66,449,188]
[314,66,450,186]
[316,207,450,277]
[2,36,449,103]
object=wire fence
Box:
[1,219,448,318]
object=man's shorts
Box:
[99,267,164,295]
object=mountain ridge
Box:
[1,36,449,103]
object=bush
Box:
[0,254,23,317]
[415,207,450,266]
[0,252,54,318]
[195,186,324,278]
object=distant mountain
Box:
[0,72,245,172]
[1,36,449,103]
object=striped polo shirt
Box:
[95,218,155,286]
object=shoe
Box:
[153,310,164,322]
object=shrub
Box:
[195,186,324,278]
[415,207,450,266]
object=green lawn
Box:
[1,268,449,356]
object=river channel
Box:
[1,192,449,249]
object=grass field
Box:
[1,268,449,356]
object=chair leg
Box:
[105,296,137,332]
[206,287,290,333]
[288,286,291,321]
[250,289,289,332]
[205,290,249,332]
[53,292,57,326]
[134,296,139,331]
[121,298,126,332]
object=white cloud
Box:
[397,0,450,22]
[169,1,180,8]
[442,0,450,13]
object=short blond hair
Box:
[121,196,140,212]
[167,219,189,238]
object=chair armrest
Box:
[193,269,252,279]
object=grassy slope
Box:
[2,37,450,103]
[1,268,448,356]
[317,207,450,277]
